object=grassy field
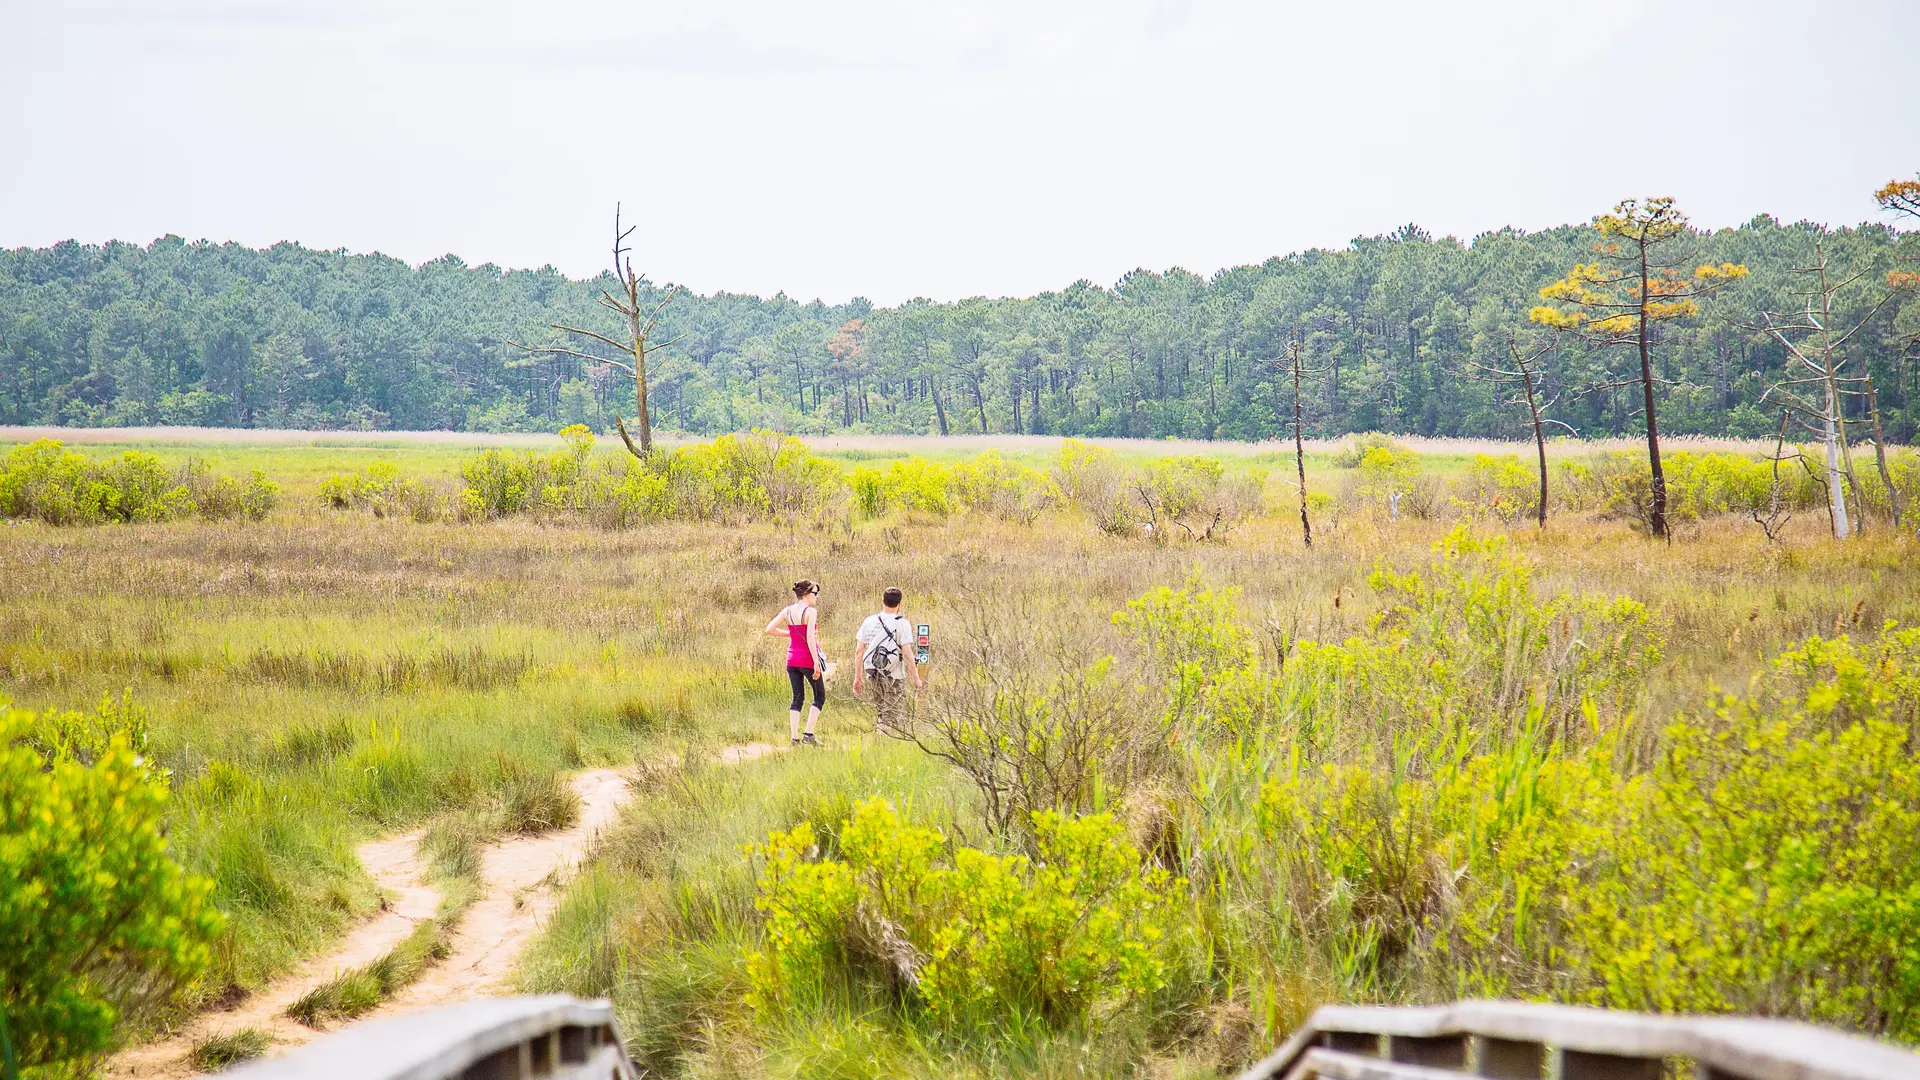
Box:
[5,428,1918,1078]
[0,426,1782,492]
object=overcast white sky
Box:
[2,1,1916,305]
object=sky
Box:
[2,0,1917,305]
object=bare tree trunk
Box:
[1752,409,1793,542]
[1822,379,1851,538]
[1867,378,1905,528]
[1293,344,1312,549]
[1521,362,1548,528]
[630,298,652,454]
[1637,240,1669,539]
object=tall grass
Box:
[510,519,1920,1076]
[5,434,1918,1072]
[285,810,489,1027]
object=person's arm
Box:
[806,608,823,676]
[903,625,923,688]
[852,628,871,695]
[902,626,925,684]
[763,609,788,637]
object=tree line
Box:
[2,197,1915,444]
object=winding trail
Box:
[111,745,784,1078]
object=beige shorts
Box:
[868,672,909,730]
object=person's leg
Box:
[874,675,903,731]
[787,667,806,742]
[804,673,825,736]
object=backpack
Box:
[865,614,905,674]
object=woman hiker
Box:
[763,578,827,746]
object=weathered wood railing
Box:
[215,995,1920,1080]
[1237,1000,1920,1080]
[224,996,636,1080]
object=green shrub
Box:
[1348,445,1441,520]
[1453,453,1536,521]
[1,697,223,1072]
[660,431,843,522]
[1051,441,1260,540]
[179,458,278,521]
[319,462,441,521]
[1437,629,1920,1038]
[1561,450,1823,526]
[1855,449,1920,525]
[1053,439,1138,534]
[850,458,955,519]
[1134,456,1263,540]
[948,452,1058,524]
[456,429,843,527]
[1330,433,1404,469]
[459,447,543,520]
[0,440,275,526]
[747,799,1184,1034]
[1356,528,1659,737]
[1238,626,1920,1040]
[1147,529,1659,754]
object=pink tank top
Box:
[786,607,814,668]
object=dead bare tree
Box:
[1260,339,1324,548]
[1469,334,1574,528]
[886,589,1181,848]
[1751,409,1798,543]
[1865,377,1905,529]
[509,204,681,458]
[1748,230,1903,538]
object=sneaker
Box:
[790,737,801,747]
[800,732,822,747]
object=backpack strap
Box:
[867,613,901,669]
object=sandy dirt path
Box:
[106,831,440,1078]
[373,768,629,1010]
[110,749,782,1077]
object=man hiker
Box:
[853,586,923,730]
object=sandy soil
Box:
[108,751,776,1078]
[374,768,630,1011]
[105,830,439,1078]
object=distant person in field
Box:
[852,586,923,731]
[764,578,826,746]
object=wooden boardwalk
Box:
[1237,1000,1919,1080]
[223,996,1920,1080]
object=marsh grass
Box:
[283,913,455,1027]
[6,435,1919,1072]
[491,752,582,835]
[284,808,491,1028]
[186,1028,272,1072]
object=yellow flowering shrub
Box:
[746,799,1183,1033]
[2,698,223,1072]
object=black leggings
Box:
[787,666,825,712]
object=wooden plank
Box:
[1283,1047,1480,1080]
[222,996,636,1080]
[1472,1036,1544,1079]
[1561,1049,1662,1080]
[1236,1001,1920,1080]
[1387,1035,1468,1069]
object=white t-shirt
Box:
[856,613,913,678]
